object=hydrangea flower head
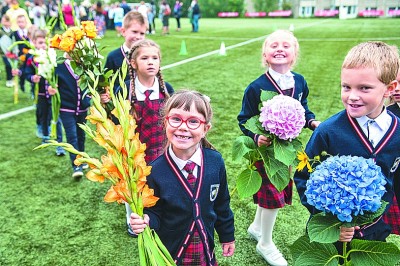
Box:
[305,155,387,222]
[259,94,306,140]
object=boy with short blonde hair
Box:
[295,41,400,244]
[105,11,146,89]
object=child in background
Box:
[237,29,320,266]
[13,14,30,93]
[56,53,91,179]
[102,39,173,236]
[112,2,125,36]
[130,90,235,265]
[104,11,146,90]
[294,41,400,248]
[24,29,62,148]
[383,67,400,234]
[1,15,14,88]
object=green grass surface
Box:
[1,18,400,265]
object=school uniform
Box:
[56,61,91,167]
[388,103,400,118]
[0,25,13,81]
[117,77,174,163]
[294,109,400,240]
[237,70,316,209]
[25,54,52,140]
[13,29,29,92]
[104,45,129,89]
[385,103,400,234]
[145,146,235,265]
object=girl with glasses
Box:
[130,90,236,266]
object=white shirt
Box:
[269,68,295,91]
[134,76,160,101]
[356,108,392,147]
[168,144,202,179]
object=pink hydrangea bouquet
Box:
[232,91,305,197]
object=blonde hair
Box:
[262,29,299,68]
[162,90,215,149]
[123,11,146,29]
[127,39,170,119]
[32,28,47,40]
[342,41,400,85]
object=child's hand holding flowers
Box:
[232,91,306,197]
[291,153,400,266]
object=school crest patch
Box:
[210,184,220,201]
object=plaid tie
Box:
[144,89,153,107]
[183,161,197,189]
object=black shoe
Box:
[127,224,138,238]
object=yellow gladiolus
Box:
[50,34,62,49]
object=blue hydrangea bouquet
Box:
[291,154,400,265]
[232,91,305,198]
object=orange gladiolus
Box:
[104,186,120,203]
[86,106,105,124]
[19,54,26,62]
[111,124,124,152]
[59,36,76,52]
[50,34,62,48]
[22,48,29,54]
[81,21,97,39]
[86,169,105,183]
[142,185,159,208]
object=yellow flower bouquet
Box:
[34,68,175,266]
[50,21,114,113]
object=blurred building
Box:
[292,0,400,18]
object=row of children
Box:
[123,29,400,266]
[4,6,400,265]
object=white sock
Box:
[259,207,279,247]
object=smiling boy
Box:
[295,41,400,244]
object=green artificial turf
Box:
[1,18,399,265]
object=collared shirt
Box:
[134,76,160,101]
[122,43,130,54]
[168,144,202,179]
[17,28,27,38]
[356,108,392,147]
[269,68,295,90]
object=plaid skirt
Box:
[253,161,292,209]
[383,195,400,235]
[181,229,217,266]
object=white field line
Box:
[0,18,354,121]
[0,105,35,120]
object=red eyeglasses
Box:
[166,115,206,130]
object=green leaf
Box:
[295,250,339,266]
[236,168,262,199]
[291,235,338,266]
[260,90,278,102]
[352,201,388,226]
[232,136,257,162]
[268,163,291,192]
[307,213,341,243]
[273,139,296,166]
[243,116,265,135]
[350,239,400,266]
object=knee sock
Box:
[259,207,279,247]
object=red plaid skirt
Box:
[383,195,400,235]
[181,229,217,266]
[253,161,292,209]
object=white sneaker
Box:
[6,80,14,87]
[151,30,155,34]
[247,223,261,242]
[256,243,287,266]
